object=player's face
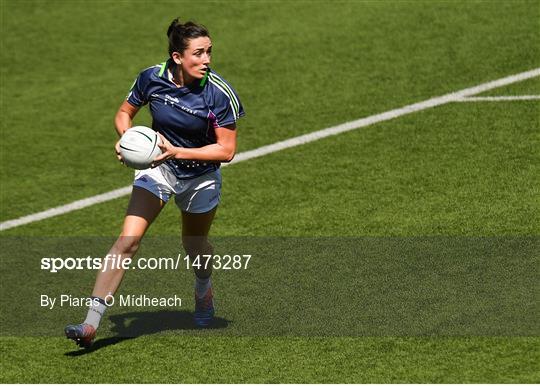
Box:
[176,36,212,82]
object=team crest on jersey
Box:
[164,94,180,105]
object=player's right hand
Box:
[115,140,124,164]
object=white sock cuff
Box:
[84,297,108,329]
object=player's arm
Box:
[114,101,140,162]
[153,125,237,165]
[115,101,140,136]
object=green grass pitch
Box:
[1,0,539,383]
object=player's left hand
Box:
[151,133,177,168]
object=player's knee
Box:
[182,236,213,256]
[115,235,142,256]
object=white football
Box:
[119,126,162,169]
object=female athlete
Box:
[65,18,244,348]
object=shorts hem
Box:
[132,183,170,203]
[180,204,219,214]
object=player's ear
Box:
[171,52,183,65]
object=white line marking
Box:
[0,187,133,231]
[2,67,539,231]
[230,68,540,164]
[455,95,540,102]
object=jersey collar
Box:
[159,59,209,90]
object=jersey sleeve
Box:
[126,68,153,107]
[208,74,245,128]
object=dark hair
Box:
[167,18,210,56]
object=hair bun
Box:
[167,17,182,38]
[166,18,209,56]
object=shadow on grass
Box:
[65,310,229,356]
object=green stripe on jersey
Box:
[158,61,167,77]
[200,71,209,87]
[208,73,240,117]
[208,73,239,111]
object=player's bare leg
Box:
[65,187,165,348]
[182,208,217,327]
[92,187,165,298]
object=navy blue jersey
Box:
[126,59,245,179]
